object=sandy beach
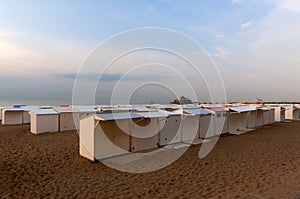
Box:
[1,121,300,198]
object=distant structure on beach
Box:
[171,96,193,105]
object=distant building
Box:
[171,96,193,105]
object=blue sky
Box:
[1,0,300,103]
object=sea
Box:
[0,98,171,107]
[0,99,73,107]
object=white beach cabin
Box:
[268,107,275,124]
[295,104,300,119]
[54,106,80,132]
[227,106,256,133]
[174,107,212,142]
[158,110,182,146]
[273,106,285,122]
[153,104,183,146]
[201,105,228,137]
[30,109,59,134]
[226,107,240,133]
[285,105,300,120]
[130,110,167,152]
[20,105,30,124]
[254,106,263,127]
[247,105,258,128]
[79,112,143,161]
[1,107,24,125]
[22,106,39,124]
[261,107,271,125]
[199,112,215,138]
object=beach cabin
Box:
[30,109,59,134]
[247,106,258,128]
[255,107,263,127]
[273,106,285,122]
[21,106,39,124]
[213,108,228,136]
[201,105,228,137]
[261,107,271,125]
[130,110,167,152]
[199,113,215,138]
[23,110,31,124]
[73,105,97,129]
[0,107,3,121]
[54,106,80,132]
[1,108,24,125]
[9,104,30,124]
[174,108,211,142]
[157,110,182,146]
[295,104,300,119]
[227,106,256,133]
[227,107,240,133]
[268,107,275,124]
[18,105,30,124]
[79,112,143,161]
[233,106,257,131]
[285,105,300,120]
[152,105,183,146]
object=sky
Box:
[1,0,300,104]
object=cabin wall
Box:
[199,115,214,138]
[181,115,200,142]
[0,108,2,121]
[228,113,240,133]
[59,112,80,131]
[215,112,228,135]
[22,111,31,124]
[262,111,270,125]
[130,118,159,152]
[36,115,59,134]
[274,107,283,122]
[2,111,23,125]
[256,111,263,127]
[80,116,96,161]
[247,111,257,128]
[280,110,285,122]
[31,113,37,134]
[285,108,293,120]
[159,115,181,146]
[269,109,275,124]
[293,109,300,120]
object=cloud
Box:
[0,29,92,76]
[50,72,122,81]
[0,30,28,37]
[50,72,172,82]
[278,0,300,12]
[217,0,300,101]
[216,34,225,38]
[231,0,241,4]
[241,20,255,28]
[211,46,230,58]
[248,1,300,50]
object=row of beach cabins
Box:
[0,103,299,161]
